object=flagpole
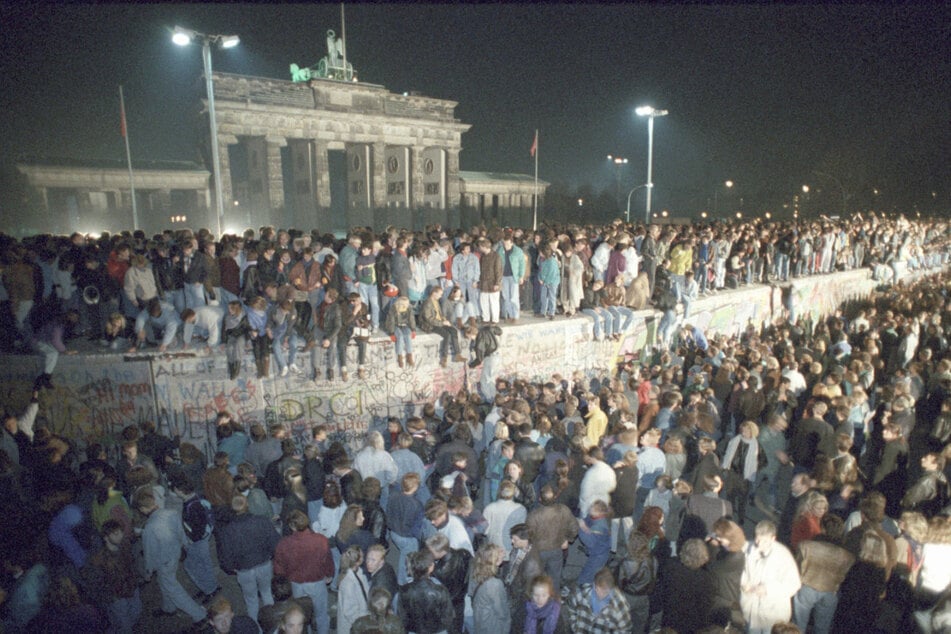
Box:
[532,129,538,231]
[119,85,139,231]
[341,3,347,79]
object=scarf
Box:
[721,434,759,481]
[504,547,528,586]
[524,599,561,634]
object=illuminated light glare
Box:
[700,211,708,218]
[220,35,240,49]
[736,212,743,219]
[577,198,584,206]
[725,180,734,188]
[802,185,810,193]
[172,26,193,46]
[661,210,668,217]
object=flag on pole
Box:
[529,130,538,157]
[119,91,128,138]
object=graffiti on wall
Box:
[0,356,155,445]
[0,268,908,457]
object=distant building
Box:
[458,171,549,229]
[14,74,548,237]
[15,157,210,237]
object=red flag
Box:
[530,130,538,158]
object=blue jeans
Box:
[390,531,419,585]
[670,273,685,298]
[793,585,838,634]
[307,499,323,524]
[577,550,611,587]
[358,284,380,330]
[183,537,218,595]
[184,282,206,309]
[271,331,301,371]
[156,557,206,622]
[775,253,790,281]
[501,276,520,320]
[393,327,413,356]
[658,309,677,348]
[539,283,559,317]
[236,560,274,622]
[582,308,612,339]
[682,297,695,321]
[697,263,709,292]
[34,341,59,374]
[607,305,634,333]
[292,579,330,634]
[107,590,142,633]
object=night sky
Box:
[2,3,948,216]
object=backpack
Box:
[182,496,214,542]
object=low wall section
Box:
[0,268,903,457]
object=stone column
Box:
[411,146,425,209]
[371,142,386,209]
[314,141,332,229]
[216,135,236,229]
[445,148,461,210]
[265,137,286,213]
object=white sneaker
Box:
[289,363,301,374]
[280,366,289,377]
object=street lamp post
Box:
[635,106,668,225]
[624,184,648,224]
[606,155,629,210]
[173,26,240,238]
[813,171,848,217]
[713,180,734,216]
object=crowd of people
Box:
[0,211,947,392]
[0,213,950,634]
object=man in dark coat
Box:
[426,533,471,634]
[399,550,455,634]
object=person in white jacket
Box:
[352,431,399,508]
[336,546,370,634]
[578,446,617,518]
[482,480,527,560]
[741,520,802,634]
[123,254,159,317]
[181,305,225,350]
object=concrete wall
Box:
[0,268,900,459]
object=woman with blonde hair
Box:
[385,294,417,368]
[469,543,509,634]
[721,420,763,524]
[336,545,370,634]
[791,490,829,550]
